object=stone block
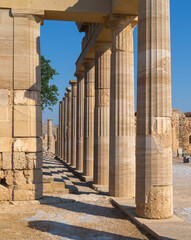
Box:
[0,106,12,137]
[26,152,43,169]
[13,170,26,185]
[13,138,42,152]
[13,152,26,170]
[0,137,12,152]
[2,152,12,169]
[0,185,10,201]
[14,90,41,106]
[5,170,14,186]
[0,153,2,169]
[13,185,42,201]
[24,169,43,184]
[14,106,42,137]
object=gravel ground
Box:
[0,156,153,240]
[173,158,191,223]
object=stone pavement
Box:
[0,155,154,240]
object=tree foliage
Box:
[41,56,59,111]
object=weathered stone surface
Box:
[109,17,136,198]
[14,106,42,137]
[13,152,26,170]
[23,169,43,184]
[94,43,111,186]
[5,170,14,186]
[13,184,42,201]
[14,170,27,185]
[2,152,12,169]
[26,152,43,169]
[0,185,10,201]
[13,138,42,152]
[136,0,172,219]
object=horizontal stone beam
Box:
[0,0,138,22]
[0,0,112,22]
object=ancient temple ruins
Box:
[0,0,176,219]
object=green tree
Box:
[41,56,59,111]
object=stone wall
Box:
[172,110,191,155]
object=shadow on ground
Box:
[28,220,145,240]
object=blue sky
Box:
[41,0,191,125]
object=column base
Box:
[136,185,173,219]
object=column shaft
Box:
[70,80,77,167]
[61,99,65,160]
[66,88,72,164]
[64,93,68,162]
[109,17,136,198]
[76,73,84,172]
[58,102,62,158]
[94,43,111,185]
[47,119,55,153]
[83,60,95,178]
[136,0,172,219]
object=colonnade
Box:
[56,0,172,220]
[0,0,172,219]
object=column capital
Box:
[84,59,95,69]
[69,80,77,86]
[75,71,84,81]
[64,93,68,98]
[66,87,71,93]
[95,42,112,52]
[62,97,65,101]
[106,15,138,31]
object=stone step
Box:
[42,156,78,195]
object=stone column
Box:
[58,101,62,159]
[64,93,68,162]
[0,9,43,201]
[109,16,137,198]
[94,42,111,186]
[136,0,172,219]
[47,119,55,153]
[83,59,95,179]
[70,80,77,167]
[66,87,72,164]
[76,72,85,172]
[61,98,65,160]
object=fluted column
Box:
[58,101,62,158]
[66,87,72,164]
[61,98,65,160]
[64,93,68,162]
[76,72,85,172]
[83,59,95,178]
[70,80,77,167]
[94,42,111,185]
[109,16,137,198]
[136,0,172,219]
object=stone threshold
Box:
[110,197,191,240]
